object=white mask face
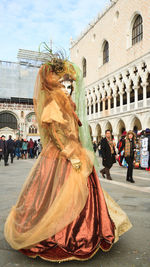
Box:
[61,81,72,96]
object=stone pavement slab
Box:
[0,158,150,267]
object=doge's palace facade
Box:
[70,0,150,142]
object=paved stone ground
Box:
[0,156,150,267]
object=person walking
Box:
[0,137,3,162]
[6,135,14,163]
[100,130,116,180]
[37,139,42,156]
[21,139,28,159]
[33,140,38,158]
[97,141,102,157]
[28,138,34,158]
[0,135,9,166]
[93,141,97,153]
[15,137,22,160]
[117,131,127,166]
[120,130,136,183]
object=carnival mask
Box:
[61,80,72,96]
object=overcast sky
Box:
[0,0,110,62]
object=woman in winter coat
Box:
[120,130,136,183]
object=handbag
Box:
[122,158,128,167]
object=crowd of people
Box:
[94,128,150,183]
[0,135,42,166]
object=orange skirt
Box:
[20,167,115,262]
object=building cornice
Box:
[70,0,119,48]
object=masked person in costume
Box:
[4,54,132,262]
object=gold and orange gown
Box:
[4,67,132,262]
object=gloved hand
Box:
[69,158,82,172]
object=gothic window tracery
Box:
[82,58,87,77]
[130,81,135,103]
[103,41,109,64]
[29,125,37,134]
[116,87,120,106]
[0,112,17,129]
[138,77,143,101]
[132,15,143,45]
[123,85,127,105]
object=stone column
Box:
[108,96,111,111]
[102,99,105,113]
[134,86,138,109]
[113,94,117,114]
[141,82,148,107]
[120,92,123,112]
[89,104,91,118]
[93,101,95,115]
[126,89,130,111]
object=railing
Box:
[87,97,150,120]
[138,100,143,108]
[147,98,150,106]
[123,105,127,112]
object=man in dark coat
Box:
[0,137,3,161]
[100,130,116,180]
[0,135,9,166]
[6,135,14,163]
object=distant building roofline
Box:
[70,0,118,48]
[17,49,51,63]
[0,97,33,105]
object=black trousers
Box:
[6,150,14,163]
[126,157,134,179]
[101,167,111,178]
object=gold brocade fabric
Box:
[103,189,132,243]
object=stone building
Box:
[0,49,46,140]
[0,97,39,140]
[70,0,150,142]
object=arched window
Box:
[147,74,150,98]
[87,99,89,115]
[110,89,114,108]
[116,88,120,107]
[123,86,127,105]
[132,15,143,45]
[0,112,17,129]
[105,92,108,110]
[98,94,102,112]
[130,85,135,103]
[138,78,143,101]
[29,125,38,134]
[91,98,93,114]
[103,41,109,64]
[95,96,98,113]
[82,58,87,77]
[87,106,89,115]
